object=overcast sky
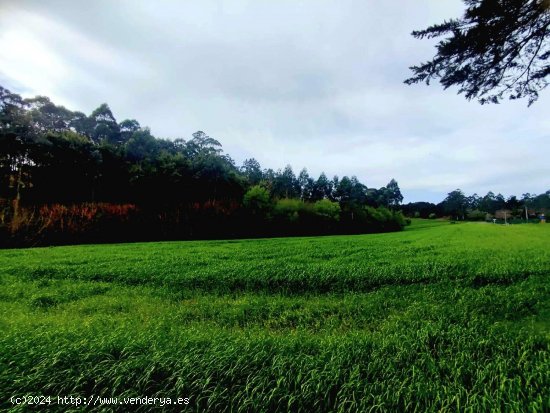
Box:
[1,0,548,202]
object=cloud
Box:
[0,0,548,203]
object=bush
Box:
[428,213,437,219]
[243,186,271,215]
[467,209,487,221]
[273,199,307,222]
[0,203,139,247]
[391,210,407,229]
[361,206,406,232]
[312,199,340,221]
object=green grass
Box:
[1,220,549,412]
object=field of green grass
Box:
[1,220,549,412]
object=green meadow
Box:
[1,220,549,412]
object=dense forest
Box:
[0,86,407,246]
[1,86,547,247]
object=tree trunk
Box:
[11,165,23,233]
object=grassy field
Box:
[1,220,548,412]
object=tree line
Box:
[0,86,406,246]
[402,189,549,222]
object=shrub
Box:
[243,186,271,215]
[1,203,138,247]
[394,210,407,225]
[361,206,405,232]
[467,209,487,221]
[273,199,307,222]
[312,199,340,221]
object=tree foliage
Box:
[243,185,271,215]
[402,188,549,221]
[406,0,550,105]
[0,85,408,245]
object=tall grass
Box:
[1,221,548,411]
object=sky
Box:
[0,0,548,203]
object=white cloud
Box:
[0,0,548,203]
